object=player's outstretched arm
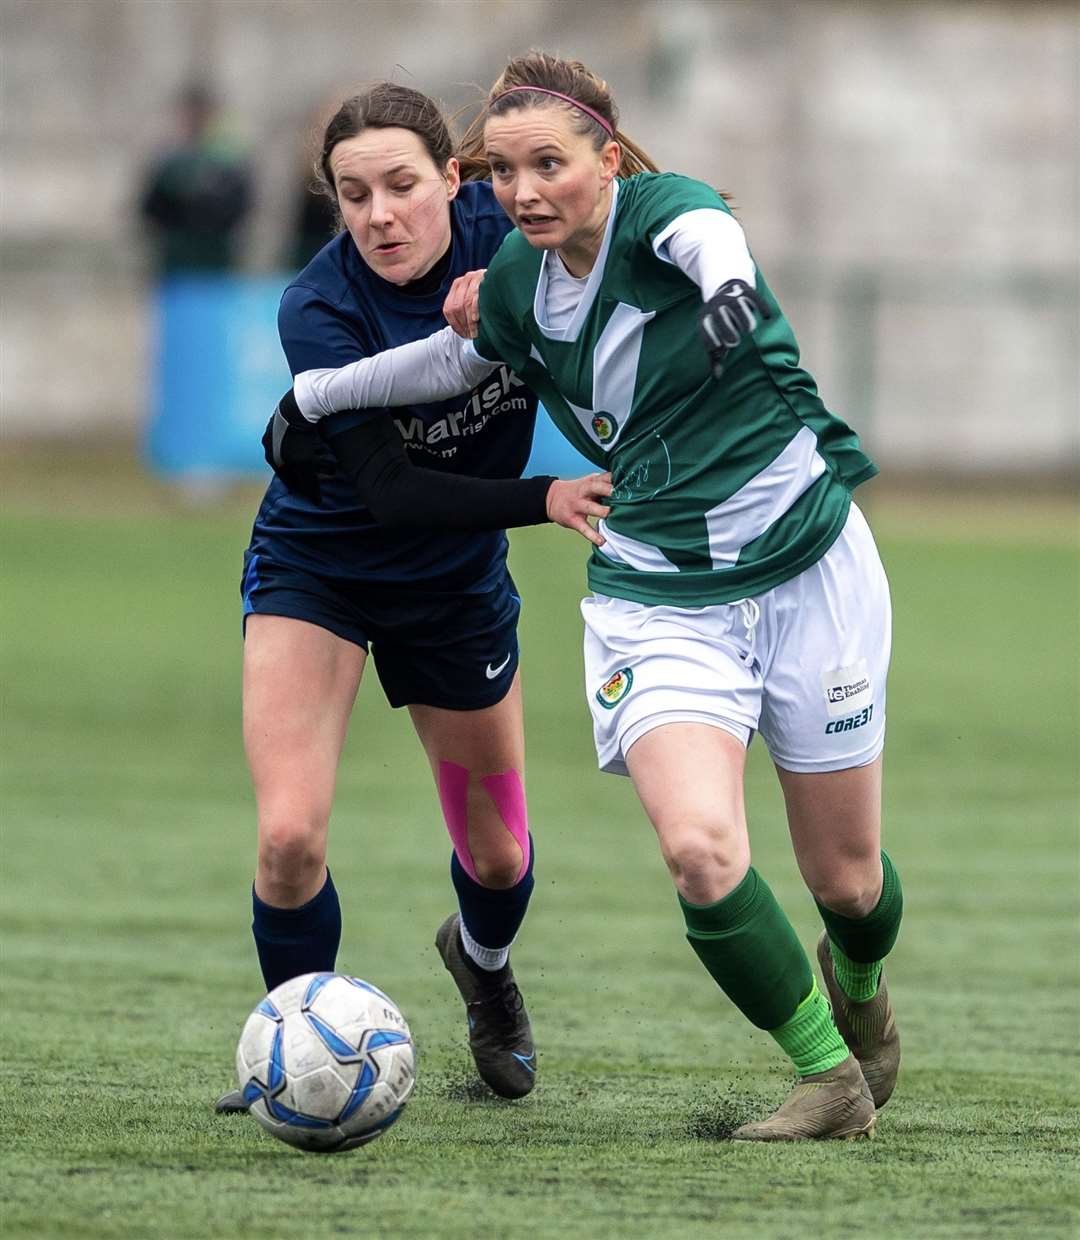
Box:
[265,390,611,541]
[293,326,495,421]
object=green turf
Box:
[1,490,1078,1239]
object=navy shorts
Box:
[240,553,520,711]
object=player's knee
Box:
[257,816,327,899]
[660,823,750,903]
[439,761,529,890]
[469,839,526,890]
[811,867,882,919]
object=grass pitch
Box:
[1,464,1078,1238]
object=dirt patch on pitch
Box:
[427,1060,505,1105]
[684,1079,781,1141]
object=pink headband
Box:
[490,86,615,137]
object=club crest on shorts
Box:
[596,667,633,709]
[591,412,618,444]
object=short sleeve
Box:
[472,268,529,372]
[278,284,388,437]
[277,284,369,377]
[628,173,732,249]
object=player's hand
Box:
[698,278,774,379]
[545,473,613,547]
[443,268,485,338]
[262,389,333,505]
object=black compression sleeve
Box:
[325,417,556,531]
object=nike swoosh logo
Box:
[485,653,512,679]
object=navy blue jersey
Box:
[248,181,537,590]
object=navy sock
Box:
[450,835,535,954]
[251,870,341,992]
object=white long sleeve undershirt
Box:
[295,327,496,421]
[294,207,755,421]
[650,207,756,300]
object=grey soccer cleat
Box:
[731,1053,875,1141]
[816,931,900,1108]
[435,913,536,1099]
[214,1088,249,1115]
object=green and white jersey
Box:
[473,172,877,606]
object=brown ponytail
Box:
[456,51,660,182]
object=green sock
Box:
[769,980,849,1076]
[816,849,903,1001]
[680,867,812,1031]
[831,946,882,1001]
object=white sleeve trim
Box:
[651,208,756,300]
[294,326,498,421]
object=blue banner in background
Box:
[147,275,290,477]
[145,275,594,482]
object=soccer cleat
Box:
[435,913,536,1099]
[816,931,900,1108]
[731,1053,875,1141]
[214,1088,249,1115]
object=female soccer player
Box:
[282,53,905,1141]
[219,82,612,1113]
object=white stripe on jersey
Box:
[595,427,827,575]
[594,522,680,572]
[704,426,827,569]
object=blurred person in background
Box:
[140,82,254,274]
[283,51,905,1144]
[216,83,610,1116]
[281,97,342,272]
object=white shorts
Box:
[582,502,891,776]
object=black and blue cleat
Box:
[435,913,537,1099]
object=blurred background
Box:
[2,0,1077,481]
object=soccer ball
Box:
[235,972,415,1153]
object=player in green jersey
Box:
[284,51,903,1141]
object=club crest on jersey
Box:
[596,667,633,709]
[591,412,618,444]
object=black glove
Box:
[261,388,334,505]
[698,278,774,380]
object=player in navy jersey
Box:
[216,84,611,1113]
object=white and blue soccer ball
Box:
[235,972,415,1153]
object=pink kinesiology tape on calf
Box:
[437,760,477,881]
[436,761,531,884]
[480,769,531,883]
